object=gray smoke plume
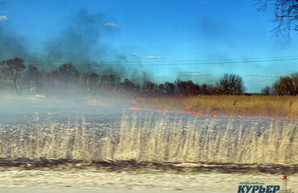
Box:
[0,8,153,85]
[0,23,29,60]
[43,10,107,68]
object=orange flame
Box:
[129,106,297,121]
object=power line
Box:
[23,55,298,66]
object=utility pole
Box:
[283,175,288,192]
[283,175,294,193]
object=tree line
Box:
[1,57,297,96]
[261,73,298,95]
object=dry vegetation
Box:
[0,111,297,166]
[133,95,298,118]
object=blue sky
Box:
[1,0,298,92]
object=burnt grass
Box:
[0,158,297,175]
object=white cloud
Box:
[143,55,162,59]
[104,22,118,27]
[0,15,7,21]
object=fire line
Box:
[129,106,298,121]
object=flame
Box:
[85,97,297,121]
[129,106,298,121]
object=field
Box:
[0,95,297,169]
[0,94,297,191]
[133,95,298,118]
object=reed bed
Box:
[0,111,297,165]
[134,95,298,118]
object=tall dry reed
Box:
[0,111,296,165]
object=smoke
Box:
[41,10,155,84]
[43,10,106,67]
[0,8,155,87]
[0,10,108,65]
[0,23,29,60]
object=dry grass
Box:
[134,95,298,118]
[0,111,297,165]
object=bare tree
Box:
[158,81,176,96]
[0,57,26,93]
[259,0,298,36]
[80,72,99,94]
[261,86,272,95]
[142,81,158,94]
[23,65,43,92]
[120,78,139,93]
[57,63,80,91]
[175,79,200,96]
[100,74,120,90]
[217,73,246,94]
